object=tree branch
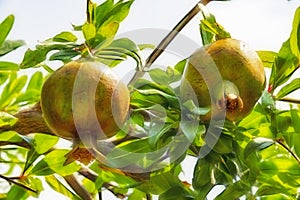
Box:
[129,0,211,86]
[64,174,93,200]
[277,97,300,104]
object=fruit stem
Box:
[128,0,211,86]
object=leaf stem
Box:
[0,174,37,194]
[276,138,300,166]
[128,0,210,86]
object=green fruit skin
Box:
[41,60,130,140]
[181,38,266,121]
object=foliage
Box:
[0,0,300,200]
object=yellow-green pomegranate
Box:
[181,38,265,122]
[41,59,130,140]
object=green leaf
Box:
[30,159,55,176]
[45,175,81,200]
[53,31,77,43]
[214,180,250,200]
[0,112,17,127]
[199,4,230,45]
[0,131,24,142]
[182,100,210,116]
[95,21,119,48]
[269,39,299,90]
[33,134,59,154]
[0,61,19,71]
[44,149,81,176]
[238,104,269,129]
[292,133,300,161]
[138,172,184,195]
[82,23,96,45]
[94,0,114,29]
[212,134,233,154]
[149,68,170,85]
[159,186,194,200]
[0,72,10,85]
[85,0,134,48]
[13,90,40,106]
[199,3,217,45]
[131,88,177,110]
[49,49,80,62]
[0,75,28,109]
[276,78,300,99]
[290,7,300,57]
[96,38,142,68]
[244,137,274,157]
[0,40,25,56]
[138,43,155,51]
[6,185,29,200]
[128,189,146,200]
[27,176,44,196]
[101,0,134,25]
[0,15,14,47]
[149,121,174,148]
[261,91,275,109]
[23,148,41,175]
[180,120,205,144]
[20,43,77,69]
[259,154,300,175]
[26,71,44,91]
[257,50,278,68]
[174,59,187,75]
[256,184,292,197]
[192,158,212,189]
[19,48,49,69]
[106,138,155,169]
[31,149,80,176]
[260,194,294,200]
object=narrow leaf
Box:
[45,175,81,200]
[276,78,300,99]
[290,7,300,57]
[53,31,77,43]
[244,137,274,157]
[33,134,59,154]
[0,15,14,47]
[257,50,277,68]
[0,40,25,56]
[0,61,19,71]
[26,71,44,91]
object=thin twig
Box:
[0,174,37,194]
[146,193,152,200]
[277,97,300,104]
[128,0,210,86]
[86,0,91,24]
[276,138,300,166]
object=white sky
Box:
[0,0,299,199]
